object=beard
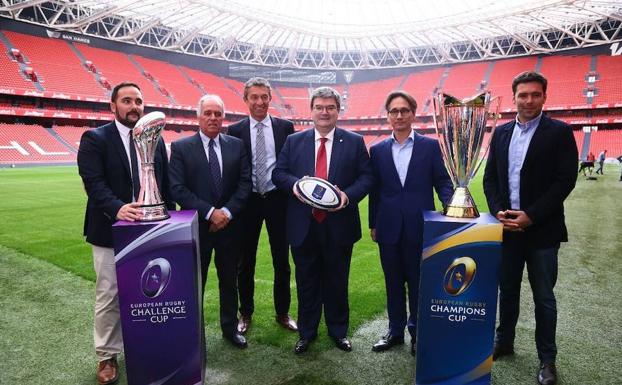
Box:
[116,110,141,128]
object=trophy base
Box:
[443,187,480,218]
[138,203,170,222]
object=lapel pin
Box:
[339,139,343,143]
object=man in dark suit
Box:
[169,94,251,348]
[273,87,373,354]
[483,71,578,385]
[227,77,297,334]
[369,91,452,356]
[78,82,174,385]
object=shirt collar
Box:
[391,129,415,144]
[199,130,220,148]
[515,112,542,132]
[115,119,133,137]
[250,115,271,129]
[314,127,335,142]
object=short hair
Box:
[197,94,226,118]
[310,87,341,111]
[243,77,272,100]
[111,82,140,102]
[385,90,417,113]
[512,71,548,94]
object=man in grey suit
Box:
[169,94,251,348]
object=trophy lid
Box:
[133,111,166,139]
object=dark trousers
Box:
[200,225,241,337]
[238,191,291,317]
[496,238,559,363]
[378,233,422,339]
[291,221,353,340]
[595,161,604,174]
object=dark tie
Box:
[312,137,328,223]
[129,130,141,202]
[208,139,222,200]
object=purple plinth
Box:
[113,210,204,385]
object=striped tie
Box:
[255,122,268,194]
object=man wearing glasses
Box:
[368,91,452,356]
[273,87,373,354]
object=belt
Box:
[252,189,278,199]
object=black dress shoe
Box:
[492,343,514,361]
[537,362,557,385]
[294,338,312,354]
[333,337,352,352]
[223,332,248,349]
[372,334,404,352]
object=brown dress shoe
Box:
[96,358,119,385]
[276,314,298,331]
[237,315,251,334]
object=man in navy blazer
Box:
[78,82,174,385]
[484,72,577,385]
[369,91,452,356]
[169,94,251,349]
[227,77,297,334]
[273,87,373,354]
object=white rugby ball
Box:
[294,176,342,210]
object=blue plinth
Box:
[415,211,502,385]
[113,210,205,385]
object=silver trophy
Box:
[433,92,501,218]
[132,111,170,221]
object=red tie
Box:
[313,137,328,223]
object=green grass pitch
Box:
[0,165,620,384]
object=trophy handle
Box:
[469,95,502,182]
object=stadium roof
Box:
[1,0,622,69]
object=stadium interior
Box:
[0,4,621,167]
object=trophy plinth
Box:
[133,111,170,222]
[433,92,501,218]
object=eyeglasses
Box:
[313,105,338,113]
[388,108,412,117]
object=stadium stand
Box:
[441,62,489,100]
[180,67,247,113]
[274,86,312,117]
[73,43,171,105]
[345,76,405,118]
[0,123,75,164]
[593,55,622,105]
[130,56,203,107]
[401,68,445,115]
[4,31,106,98]
[0,43,36,91]
[540,55,591,107]
[588,129,622,157]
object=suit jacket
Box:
[168,132,251,231]
[483,115,578,247]
[272,127,374,247]
[227,116,295,173]
[77,121,174,248]
[369,132,453,245]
